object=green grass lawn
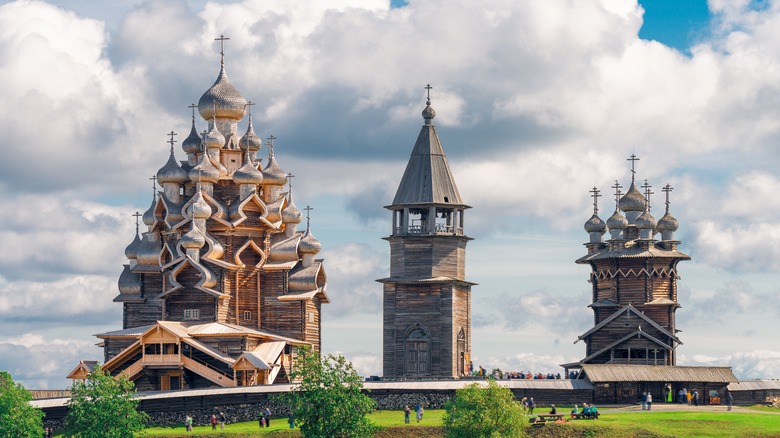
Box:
[141,408,780,437]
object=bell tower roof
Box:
[390,85,466,208]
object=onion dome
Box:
[157,150,188,184]
[239,113,262,152]
[198,63,247,121]
[136,234,161,266]
[299,228,321,255]
[657,212,679,232]
[182,121,202,155]
[189,153,221,183]
[118,265,141,294]
[142,198,157,227]
[282,192,303,225]
[203,119,226,150]
[180,222,206,249]
[124,232,141,260]
[584,213,606,234]
[619,182,646,212]
[635,208,657,230]
[262,156,287,185]
[606,208,628,230]
[233,153,263,185]
[422,99,436,121]
[190,188,212,220]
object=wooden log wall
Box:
[260,271,304,341]
[165,264,216,322]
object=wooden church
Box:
[564,155,689,372]
[67,39,329,391]
[379,88,475,379]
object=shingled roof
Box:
[581,364,737,383]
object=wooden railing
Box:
[143,354,181,364]
[118,360,144,380]
[181,356,235,387]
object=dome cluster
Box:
[583,163,679,244]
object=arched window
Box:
[405,325,430,375]
[457,328,466,376]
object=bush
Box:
[443,378,527,437]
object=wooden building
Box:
[564,156,689,372]
[378,89,475,379]
[68,42,328,390]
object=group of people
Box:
[570,403,599,419]
[182,407,296,431]
[403,403,425,423]
[676,388,700,405]
[641,392,654,410]
[466,362,569,380]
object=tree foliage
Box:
[444,378,527,438]
[64,364,148,438]
[277,346,376,438]
[0,371,44,437]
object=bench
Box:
[529,414,565,426]
[571,412,599,420]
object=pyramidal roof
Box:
[391,98,465,207]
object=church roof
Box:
[390,98,466,208]
[580,364,737,383]
[575,304,681,345]
[576,241,690,264]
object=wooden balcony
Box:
[142,354,182,365]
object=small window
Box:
[183,309,200,320]
[243,310,252,321]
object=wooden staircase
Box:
[118,360,144,381]
[182,356,236,387]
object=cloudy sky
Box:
[2,0,780,389]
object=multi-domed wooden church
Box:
[67,41,328,391]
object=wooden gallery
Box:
[64,43,774,409]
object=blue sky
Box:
[1,0,780,389]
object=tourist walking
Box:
[288,411,295,429]
[211,414,218,430]
[219,411,226,430]
[647,392,653,410]
[185,414,193,432]
[726,391,733,411]
[641,391,647,410]
[264,407,272,427]
[416,403,424,422]
[528,397,535,415]
[693,390,699,406]
[404,405,411,424]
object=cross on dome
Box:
[133,211,142,234]
[267,134,277,158]
[627,154,640,183]
[425,83,433,105]
[304,205,313,229]
[642,179,654,210]
[589,187,601,214]
[662,184,674,213]
[611,180,623,208]
[287,173,295,191]
[188,103,198,122]
[167,131,177,154]
[245,101,255,117]
[149,175,158,198]
[215,34,230,65]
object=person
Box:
[404,405,411,424]
[219,411,226,430]
[258,409,265,428]
[571,404,579,418]
[185,414,193,432]
[549,404,557,415]
[726,391,733,411]
[44,427,52,438]
[687,390,692,405]
[264,407,272,427]
[288,411,295,429]
[641,391,647,410]
[211,414,218,430]
[527,397,535,415]
[589,404,599,419]
[646,392,653,410]
[416,403,424,422]
[582,403,590,418]
[693,390,699,406]
[666,386,673,403]
[678,388,685,404]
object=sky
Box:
[1,0,780,389]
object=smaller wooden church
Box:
[68,39,328,391]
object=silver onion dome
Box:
[635,209,657,230]
[606,208,628,230]
[198,64,247,121]
[190,189,212,220]
[157,151,189,184]
[422,101,436,121]
[239,113,262,152]
[584,213,606,234]
[180,222,206,249]
[282,192,303,225]
[233,153,263,185]
[657,212,679,232]
[142,198,157,227]
[124,233,141,260]
[619,182,646,212]
[182,123,202,155]
[189,154,221,183]
[262,155,287,186]
[299,229,322,255]
[204,119,226,150]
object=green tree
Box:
[276,346,376,438]
[444,378,527,438]
[0,372,44,437]
[64,364,148,438]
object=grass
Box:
[141,407,780,437]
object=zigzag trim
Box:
[591,267,678,280]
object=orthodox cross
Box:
[149,175,158,198]
[188,103,198,123]
[425,83,432,104]
[304,205,313,230]
[662,183,673,213]
[287,173,295,192]
[627,154,640,183]
[611,180,623,209]
[215,34,230,63]
[133,211,142,234]
[201,130,208,153]
[245,101,255,117]
[267,134,277,158]
[589,187,601,215]
[641,179,653,210]
[167,131,177,154]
